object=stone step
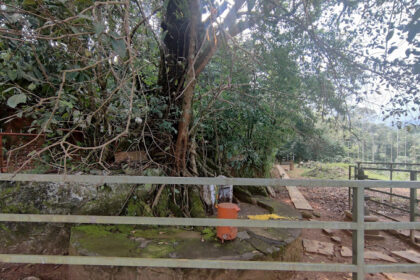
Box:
[342,229,385,240]
[340,247,397,262]
[344,210,379,222]
[391,250,420,263]
[383,272,420,280]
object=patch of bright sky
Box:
[317,2,419,125]
[215,1,418,124]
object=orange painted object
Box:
[216,203,240,241]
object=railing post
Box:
[0,134,2,173]
[389,163,393,203]
[352,185,365,280]
[349,165,352,210]
[410,171,418,243]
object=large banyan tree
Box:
[0,0,419,215]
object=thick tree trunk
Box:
[158,0,200,175]
[157,0,249,175]
[174,0,200,174]
[174,78,196,174]
[143,0,252,216]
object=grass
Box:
[299,162,412,181]
[300,162,349,180]
[364,170,410,181]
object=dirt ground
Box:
[0,264,68,280]
[1,167,419,280]
[281,167,420,280]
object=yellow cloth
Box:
[247,214,293,220]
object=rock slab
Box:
[340,247,397,262]
[364,251,397,263]
[303,239,334,256]
[341,246,352,257]
[391,250,420,263]
[383,272,420,280]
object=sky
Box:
[319,2,419,126]
[220,1,419,125]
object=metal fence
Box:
[349,162,419,241]
[0,173,420,280]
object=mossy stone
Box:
[169,200,184,217]
[70,225,182,258]
[247,186,269,197]
[68,200,302,280]
[0,183,39,214]
[130,227,184,239]
[233,187,257,204]
[70,225,140,257]
[189,188,205,218]
[126,199,153,216]
[154,188,170,217]
[78,191,127,215]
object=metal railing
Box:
[0,173,419,280]
[349,162,419,241]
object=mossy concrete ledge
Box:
[68,198,302,280]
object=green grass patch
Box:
[364,170,410,181]
[300,162,412,181]
[300,162,349,180]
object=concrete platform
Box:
[68,198,302,280]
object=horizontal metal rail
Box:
[0,174,419,280]
[368,209,400,222]
[0,213,419,230]
[1,173,419,188]
[367,198,420,217]
[361,167,419,173]
[1,254,418,274]
[367,198,410,213]
[0,254,357,272]
[0,213,356,229]
[351,165,420,173]
[365,264,420,274]
[356,162,420,167]
[366,187,415,201]
[352,164,419,246]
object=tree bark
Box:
[156,0,251,175]
[174,0,199,174]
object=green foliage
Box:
[7,93,27,108]
[0,224,11,233]
[195,36,343,177]
[0,0,418,216]
[201,227,216,241]
[278,128,346,162]
[110,37,126,59]
[343,108,420,163]
[282,106,420,164]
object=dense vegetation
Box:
[0,0,418,216]
[278,108,420,163]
